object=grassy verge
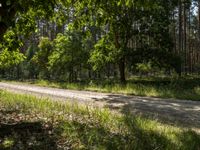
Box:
[2,76,200,101]
[0,90,199,150]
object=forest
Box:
[0,0,200,83]
[0,0,200,149]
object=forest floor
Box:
[0,82,200,133]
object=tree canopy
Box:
[0,0,200,82]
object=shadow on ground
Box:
[93,94,200,129]
[0,107,200,149]
[0,120,57,150]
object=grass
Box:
[0,90,200,150]
[2,75,200,101]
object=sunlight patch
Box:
[1,138,14,148]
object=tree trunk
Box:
[183,1,187,74]
[198,0,200,42]
[178,0,183,75]
[188,7,192,73]
[119,57,126,84]
[114,31,126,84]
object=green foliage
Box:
[1,30,23,50]
[48,33,71,73]
[15,8,37,37]
[0,49,25,69]
[89,35,117,71]
[0,0,197,82]
[24,45,39,78]
[31,37,52,78]
[0,30,25,69]
[0,0,57,42]
[136,62,153,75]
[32,37,52,69]
[69,0,180,80]
[48,30,87,81]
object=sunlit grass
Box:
[0,90,200,149]
[1,138,14,149]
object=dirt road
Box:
[0,82,200,130]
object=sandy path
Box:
[0,82,200,130]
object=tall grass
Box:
[0,90,200,149]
